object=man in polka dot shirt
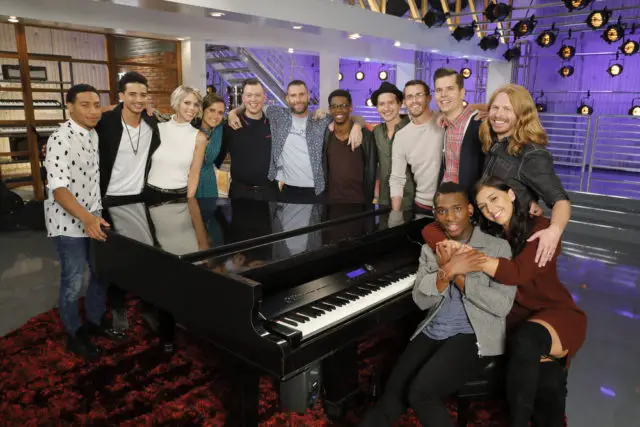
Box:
[44,84,111,359]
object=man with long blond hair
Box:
[479,84,571,268]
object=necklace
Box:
[122,114,141,155]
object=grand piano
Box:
[93,197,432,425]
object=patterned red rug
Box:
[0,299,511,426]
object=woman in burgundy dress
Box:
[423,176,587,427]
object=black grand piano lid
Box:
[104,197,407,262]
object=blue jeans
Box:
[53,236,107,335]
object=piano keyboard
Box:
[0,99,62,109]
[273,267,417,339]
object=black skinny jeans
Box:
[360,333,490,427]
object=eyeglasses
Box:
[404,92,428,101]
[329,103,351,110]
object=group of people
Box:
[43,65,586,427]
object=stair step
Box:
[207,57,242,64]
[216,67,252,74]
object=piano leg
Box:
[225,362,261,427]
[322,342,360,420]
[158,309,175,353]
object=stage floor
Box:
[1,221,639,426]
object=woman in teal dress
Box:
[195,94,226,198]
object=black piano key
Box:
[360,283,379,291]
[337,292,358,301]
[314,302,336,311]
[365,282,383,290]
[287,313,310,323]
[347,288,368,297]
[355,285,374,294]
[326,296,347,306]
[277,317,298,327]
[298,307,323,318]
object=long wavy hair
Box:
[475,176,534,257]
[479,84,549,156]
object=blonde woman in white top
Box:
[146,85,207,201]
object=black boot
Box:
[67,328,101,360]
[84,317,127,341]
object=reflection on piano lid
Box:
[0,125,61,136]
[0,99,62,109]
[105,197,390,261]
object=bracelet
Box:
[437,267,447,281]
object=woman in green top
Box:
[195,94,226,198]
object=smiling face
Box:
[286,84,309,115]
[403,83,430,118]
[434,192,474,240]
[119,82,148,116]
[202,101,225,128]
[489,92,517,139]
[242,83,266,116]
[68,91,102,129]
[376,92,401,123]
[329,95,352,125]
[176,93,201,123]
[475,185,516,228]
[434,74,465,116]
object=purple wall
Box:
[338,59,397,107]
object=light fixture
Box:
[338,72,343,81]
[504,46,521,62]
[558,64,574,78]
[292,25,303,30]
[177,37,187,41]
[557,44,576,60]
[366,98,374,107]
[586,9,611,30]
[536,25,558,48]
[348,33,362,40]
[355,67,365,81]
[562,0,593,11]
[535,91,547,113]
[577,91,593,115]
[209,12,225,17]
[8,16,19,23]
[365,57,370,62]
[485,2,511,23]
[378,70,389,81]
[461,66,472,79]
[629,98,640,116]
[619,39,639,56]
[422,9,449,28]
[288,48,294,53]
[452,22,477,42]
[603,20,625,44]
[607,63,623,77]
[462,100,469,107]
[513,16,537,39]
[479,32,500,51]
[394,41,401,47]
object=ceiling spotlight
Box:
[479,33,500,51]
[209,12,225,17]
[8,16,19,23]
[462,100,469,107]
[504,46,521,62]
[536,27,558,48]
[620,40,639,56]
[586,9,611,30]
[292,25,303,30]
[423,9,449,27]
[513,16,537,39]
[629,98,640,116]
[461,67,472,79]
[577,104,593,115]
[485,2,511,22]
[535,92,547,112]
[558,44,575,60]
[378,70,389,81]
[563,0,593,11]
[355,71,365,81]
[348,33,362,40]
[607,62,623,77]
[603,22,625,44]
[452,22,477,42]
[394,41,401,47]
[558,65,574,78]
[338,72,343,81]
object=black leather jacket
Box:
[322,126,378,203]
[483,137,570,209]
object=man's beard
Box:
[290,104,308,115]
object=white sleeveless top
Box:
[147,117,199,189]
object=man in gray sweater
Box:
[360,182,516,427]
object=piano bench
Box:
[455,356,507,427]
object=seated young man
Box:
[323,89,377,204]
[360,182,516,427]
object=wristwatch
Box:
[437,267,448,281]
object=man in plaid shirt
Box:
[433,68,486,197]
